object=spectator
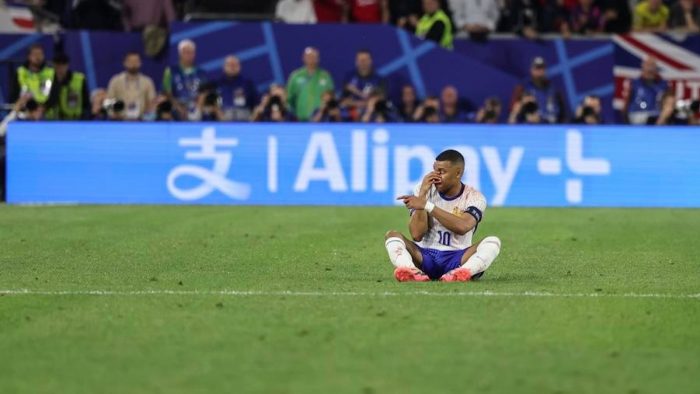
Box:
[345,0,389,23]
[633,0,669,32]
[45,53,90,120]
[121,0,176,32]
[107,52,157,120]
[440,85,470,123]
[361,89,400,122]
[286,47,335,121]
[65,0,123,30]
[9,44,54,106]
[92,89,128,122]
[413,95,441,122]
[215,55,257,121]
[162,39,207,117]
[252,85,296,122]
[154,95,176,121]
[389,0,422,31]
[449,0,500,40]
[508,93,543,124]
[416,0,453,49]
[90,89,109,120]
[475,96,503,123]
[314,0,347,22]
[276,0,317,23]
[540,0,571,35]
[507,0,542,38]
[669,0,700,32]
[624,57,669,125]
[511,57,566,124]
[312,90,351,122]
[398,84,419,122]
[191,83,224,121]
[569,0,604,34]
[574,95,603,124]
[598,0,632,33]
[0,94,44,137]
[343,49,387,110]
[651,91,688,125]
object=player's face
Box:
[433,161,463,193]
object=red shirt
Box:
[350,0,382,23]
[314,0,344,22]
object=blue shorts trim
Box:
[417,246,470,280]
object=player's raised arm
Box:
[429,204,479,235]
[399,172,439,241]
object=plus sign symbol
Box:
[537,129,611,204]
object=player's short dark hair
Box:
[356,49,371,56]
[124,51,140,59]
[435,149,465,166]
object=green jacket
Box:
[416,10,453,50]
[286,68,335,121]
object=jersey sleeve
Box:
[463,191,487,223]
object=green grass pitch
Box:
[1,205,699,394]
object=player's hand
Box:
[419,171,441,196]
[397,195,427,210]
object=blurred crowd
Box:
[2,36,698,134]
[5,0,700,38]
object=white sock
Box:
[462,236,501,275]
[385,237,415,269]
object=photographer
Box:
[574,95,603,124]
[652,92,700,125]
[508,93,543,124]
[252,85,295,122]
[155,95,175,121]
[311,91,350,123]
[413,96,441,123]
[361,89,399,123]
[190,83,224,122]
[0,94,45,137]
[475,96,502,124]
[89,89,126,121]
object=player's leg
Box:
[440,236,501,282]
[384,230,429,282]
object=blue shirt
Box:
[628,77,669,116]
[343,70,386,99]
[216,74,257,111]
[523,79,563,124]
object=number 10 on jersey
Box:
[437,230,452,246]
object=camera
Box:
[581,105,596,118]
[326,98,339,109]
[204,91,220,107]
[24,98,39,112]
[521,101,539,115]
[102,98,125,113]
[374,99,388,114]
[268,95,283,108]
[676,99,700,116]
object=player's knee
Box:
[385,230,404,241]
[481,236,501,251]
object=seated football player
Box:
[384,149,501,282]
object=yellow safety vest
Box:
[416,10,453,50]
[17,65,55,103]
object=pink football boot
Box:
[439,267,472,282]
[393,267,430,282]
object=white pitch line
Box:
[1,289,699,299]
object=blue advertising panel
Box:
[7,122,700,207]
